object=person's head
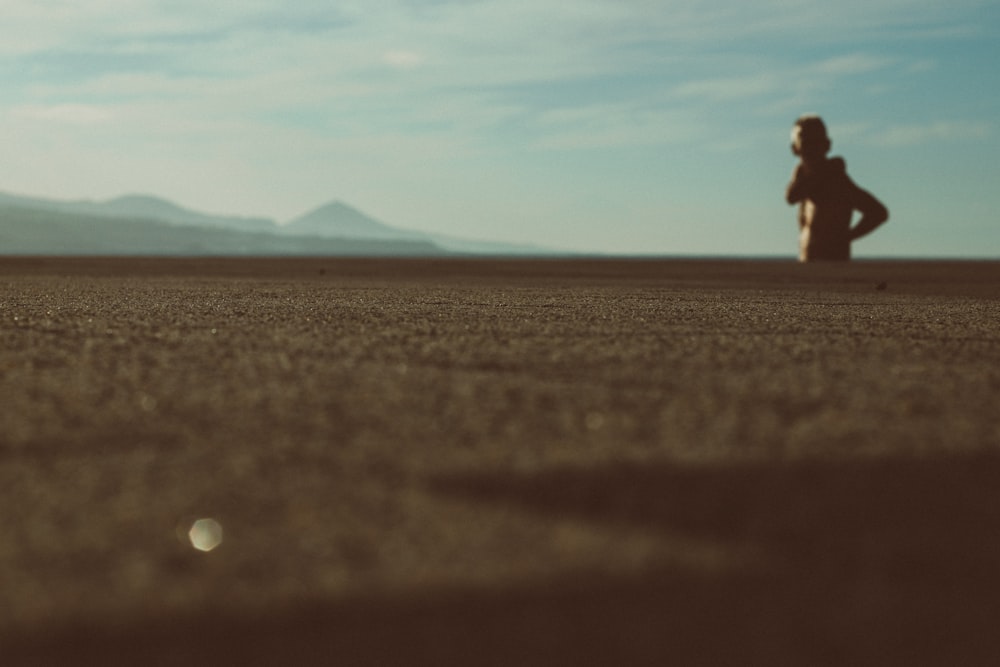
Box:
[791,114,831,161]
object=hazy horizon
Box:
[2,2,997,257]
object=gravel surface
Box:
[2,258,999,665]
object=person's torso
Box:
[798,159,853,261]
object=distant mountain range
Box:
[0,191,559,256]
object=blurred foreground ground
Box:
[1,257,999,665]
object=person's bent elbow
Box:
[786,186,803,206]
[873,201,889,225]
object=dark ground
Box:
[1,257,999,665]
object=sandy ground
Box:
[1,257,999,665]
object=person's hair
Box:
[791,114,830,156]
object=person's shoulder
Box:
[829,156,846,171]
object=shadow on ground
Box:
[8,454,1000,666]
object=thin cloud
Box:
[673,74,782,102]
[11,104,114,125]
[529,104,708,150]
[382,50,426,70]
[876,121,993,146]
[813,54,895,75]
[669,53,893,104]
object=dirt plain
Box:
[1,257,999,665]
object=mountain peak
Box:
[105,194,187,216]
[108,193,176,205]
[316,199,358,213]
[284,200,422,240]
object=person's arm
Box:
[786,164,809,204]
[787,157,844,204]
[848,182,889,241]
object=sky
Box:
[1,0,998,257]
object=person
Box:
[785,115,888,261]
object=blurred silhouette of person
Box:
[786,115,888,261]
